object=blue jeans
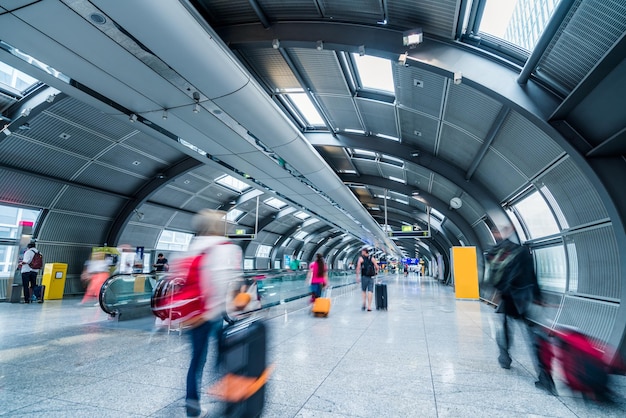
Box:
[186,319,220,417]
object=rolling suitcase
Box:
[311,286,331,317]
[375,283,387,310]
[209,317,270,417]
[32,285,45,303]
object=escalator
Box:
[100,269,358,321]
[99,273,164,319]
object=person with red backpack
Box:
[19,242,42,304]
[169,209,243,418]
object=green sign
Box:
[235,229,246,235]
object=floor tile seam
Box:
[7,394,152,417]
[419,294,442,418]
[293,311,380,417]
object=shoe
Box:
[361,305,366,311]
[535,372,557,396]
[187,408,208,418]
[367,308,372,311]
[498,353,511,369]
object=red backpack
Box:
[152,252,209,327]
[29,250,43,269]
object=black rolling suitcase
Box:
[375,282,388,310]
[210,317,270,417]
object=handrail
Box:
[101,269,358,320]
[99,272,163,317]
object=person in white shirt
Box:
[19,243,40,304]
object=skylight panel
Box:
[215,174,250,192]
[264,197,287,209]
[352,54,394,94]
[293,230,308,240]
[293,211,310,220]
[225,209,243,222]
[286,93,325,126]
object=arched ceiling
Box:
[0,0,624,267]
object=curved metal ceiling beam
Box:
[340,174,482,251]
[106,156,203,245]
[308,132,509,226]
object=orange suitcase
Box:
[312,297,331,316]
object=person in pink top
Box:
[308,253,328,302]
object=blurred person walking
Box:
[355,247,378,311]
[486,226,556,395]
[80,251,110,305]
[307,253,328,302]
[169,209,243,418]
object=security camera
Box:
[453,72,462,85]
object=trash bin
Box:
[41,263,68,300]
[10,283,23,303]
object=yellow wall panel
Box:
[452,247,479,299]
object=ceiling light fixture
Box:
[162,109,168,120]
[129,113,138,123]
[316,40,323,51]
[358,45,365,56]
[192,91,200,114]
[46,94,56,103]
[402,28,423,48]
[272,39,280,49]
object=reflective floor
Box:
[1,275,625,417]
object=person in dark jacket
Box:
[486,226,556,395]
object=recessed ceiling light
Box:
[89,13,106,25]
[59,133,71,139]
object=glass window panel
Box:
[540,185,568,229]
[244,259,254,270]
[514,191,560,238]
[286,93,325,126]
[534,245,566,293]
[0,206,19,225]
[479,0,561,51]
[255,244,272,258]
[566,241,578,292]
[0,60,38,93]
[352,54,394,93]
[156,230,193,251]
[507,209,528,242]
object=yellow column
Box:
[452,247,479,299]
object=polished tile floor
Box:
[1,274,625,417]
